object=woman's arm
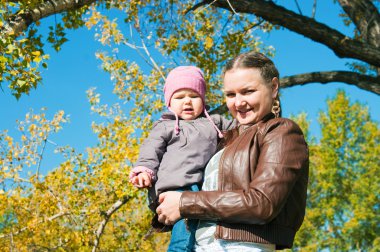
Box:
[177,119,308,224]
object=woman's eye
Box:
[225,93,235,98]
[244,90,255,94]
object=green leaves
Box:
[0,0,90,99]
[294,90,380,250]
[47,23,68,52]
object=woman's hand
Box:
[156,191,182,225]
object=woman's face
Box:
[224,68,278,125]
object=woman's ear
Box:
[271,77,279,98]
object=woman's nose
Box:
[235,94,246,107]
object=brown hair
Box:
[223,51,280,85]
[218,51,281,149]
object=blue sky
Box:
[0,1,379,173]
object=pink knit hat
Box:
[164,66,206,106]
[163,66,223,138]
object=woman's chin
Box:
[237,114,257,125]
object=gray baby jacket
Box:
[134,112,235,211]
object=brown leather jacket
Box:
[179,114,309,249]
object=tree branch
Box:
[134,17,166,80]
[92,195,131,252]
[198,0,380,68]
[0,211,70,239]
[281,71,380,95]
[337,0,380,48]
[1,0,98,38]
[36,138,47,181]
[211,70,380,115]
[185,0,213,15]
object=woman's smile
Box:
[224,68,278,125]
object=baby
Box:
[130,66,235,251]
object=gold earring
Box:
[271,98,281,118]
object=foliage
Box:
[0,98,170,250]
[2,0,380,97]
[0,0,272,100]
[293,90,380,251]
[0,1,82,98]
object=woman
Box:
[156,51,309,251]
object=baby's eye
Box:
[173,96,184,99]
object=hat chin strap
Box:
[168,107,180,135]
[203,108,224,138]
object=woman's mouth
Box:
[237,109,251,117]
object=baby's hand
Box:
[130,172,152,188]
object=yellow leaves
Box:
[85,8,102,29]
[92,14,125,45]
[30,50,49,64]
[162,35,179,54]
[6,44,16,54]
[33,54,42,64]
[153,99,164,111]
[0,98,165,249]
[31,51,41,56]
[87,87,101,106]
[204,36,213,50]
[4,135,13,146]
[28,123,37,133]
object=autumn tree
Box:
[293,90,380,251]
[0,101,170,250]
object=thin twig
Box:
[225,0,238,15]
[185,0,213,15]
[214,13,234,47]
[92,195,131,252]
[46,139,58,146]
[312,0,317,18]
[242,19,265,36]
[0,211,70,239]
[36,138,47,181]
[294,0,303,15]
[134,19,166,80]
[123,24,157,75]
[46,187,79,226]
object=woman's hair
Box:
[223,51,280,85]
[219,51,281,149]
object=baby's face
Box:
[169,89,203,120]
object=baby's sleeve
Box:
[130,121,168,181]
[212,114,237,131]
